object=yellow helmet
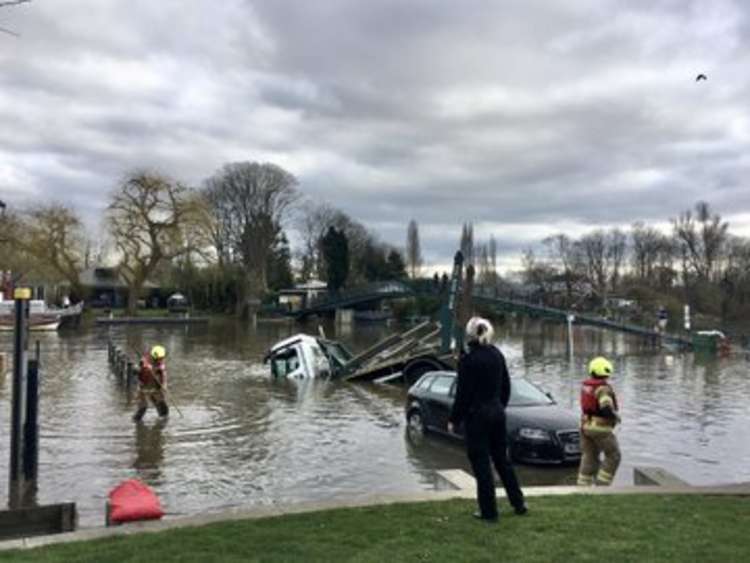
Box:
[151,345,166,361]
[588,356,613,378]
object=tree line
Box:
[6,162,742,324]
[518,201,748,322]
[0,162,423,315]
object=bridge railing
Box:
[299,280,415,314]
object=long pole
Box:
[440,251,464,354]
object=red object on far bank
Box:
[108,479,164,524]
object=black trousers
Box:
[465,406,525,518]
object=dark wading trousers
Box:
[465,405,525,519]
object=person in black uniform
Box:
[448,317,527,522]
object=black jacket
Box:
[449,344,511,426]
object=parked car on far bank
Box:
[405,371,581,465]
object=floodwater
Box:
[1,318,749,527]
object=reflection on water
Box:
[134,419,167,482]
[0,318,749,526]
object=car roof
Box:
[269,333,320,353]
[422,370,455,378]
[417,370,528,384]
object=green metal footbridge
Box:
[290,280,690,347]
[470,288,691,347]
[292,281,414,319]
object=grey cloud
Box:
[1,0,750,270]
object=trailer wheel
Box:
[402,358,444,387]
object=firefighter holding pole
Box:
[132,346,170,422]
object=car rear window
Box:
[429,375,454,396]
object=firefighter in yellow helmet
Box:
[577,356,621,486]
[133,345,169,422]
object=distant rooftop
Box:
[79,267,158,289]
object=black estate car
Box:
[405,371,581,465]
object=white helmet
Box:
[465,316,494,345]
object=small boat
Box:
[0,299,78,331]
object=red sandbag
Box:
[108,479,164,524]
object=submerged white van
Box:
[264,334,353,379]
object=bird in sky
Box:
[696,74,707,81]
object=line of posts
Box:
[107,340,138,386]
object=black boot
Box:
[132,407,147,423]
[156,401,169,418]
[473,512,498,523]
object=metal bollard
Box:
[116,351,124,379]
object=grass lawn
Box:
[2,495,748,562]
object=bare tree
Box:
[175,192,218,268]
[672,201,729,281]
[631,222,663,281]
[577,230,609,297]
[723,236,750,280]
[475,242,488,284]
[406,219,422,279]
[521,248,537,285]
[1,203,88,298]
[655,235,678,289]
[203,162,298,312]
[521,247,555,293]
[543,233,579,302]
[489,235,497,284]
[202,187,236,269]
[607,228,627,293]
[108,171,190,314]
[459,222,474,266]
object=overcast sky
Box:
[1,1,749,271]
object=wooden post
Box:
[9,288,31,509]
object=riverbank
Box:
[1,494,748,562]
